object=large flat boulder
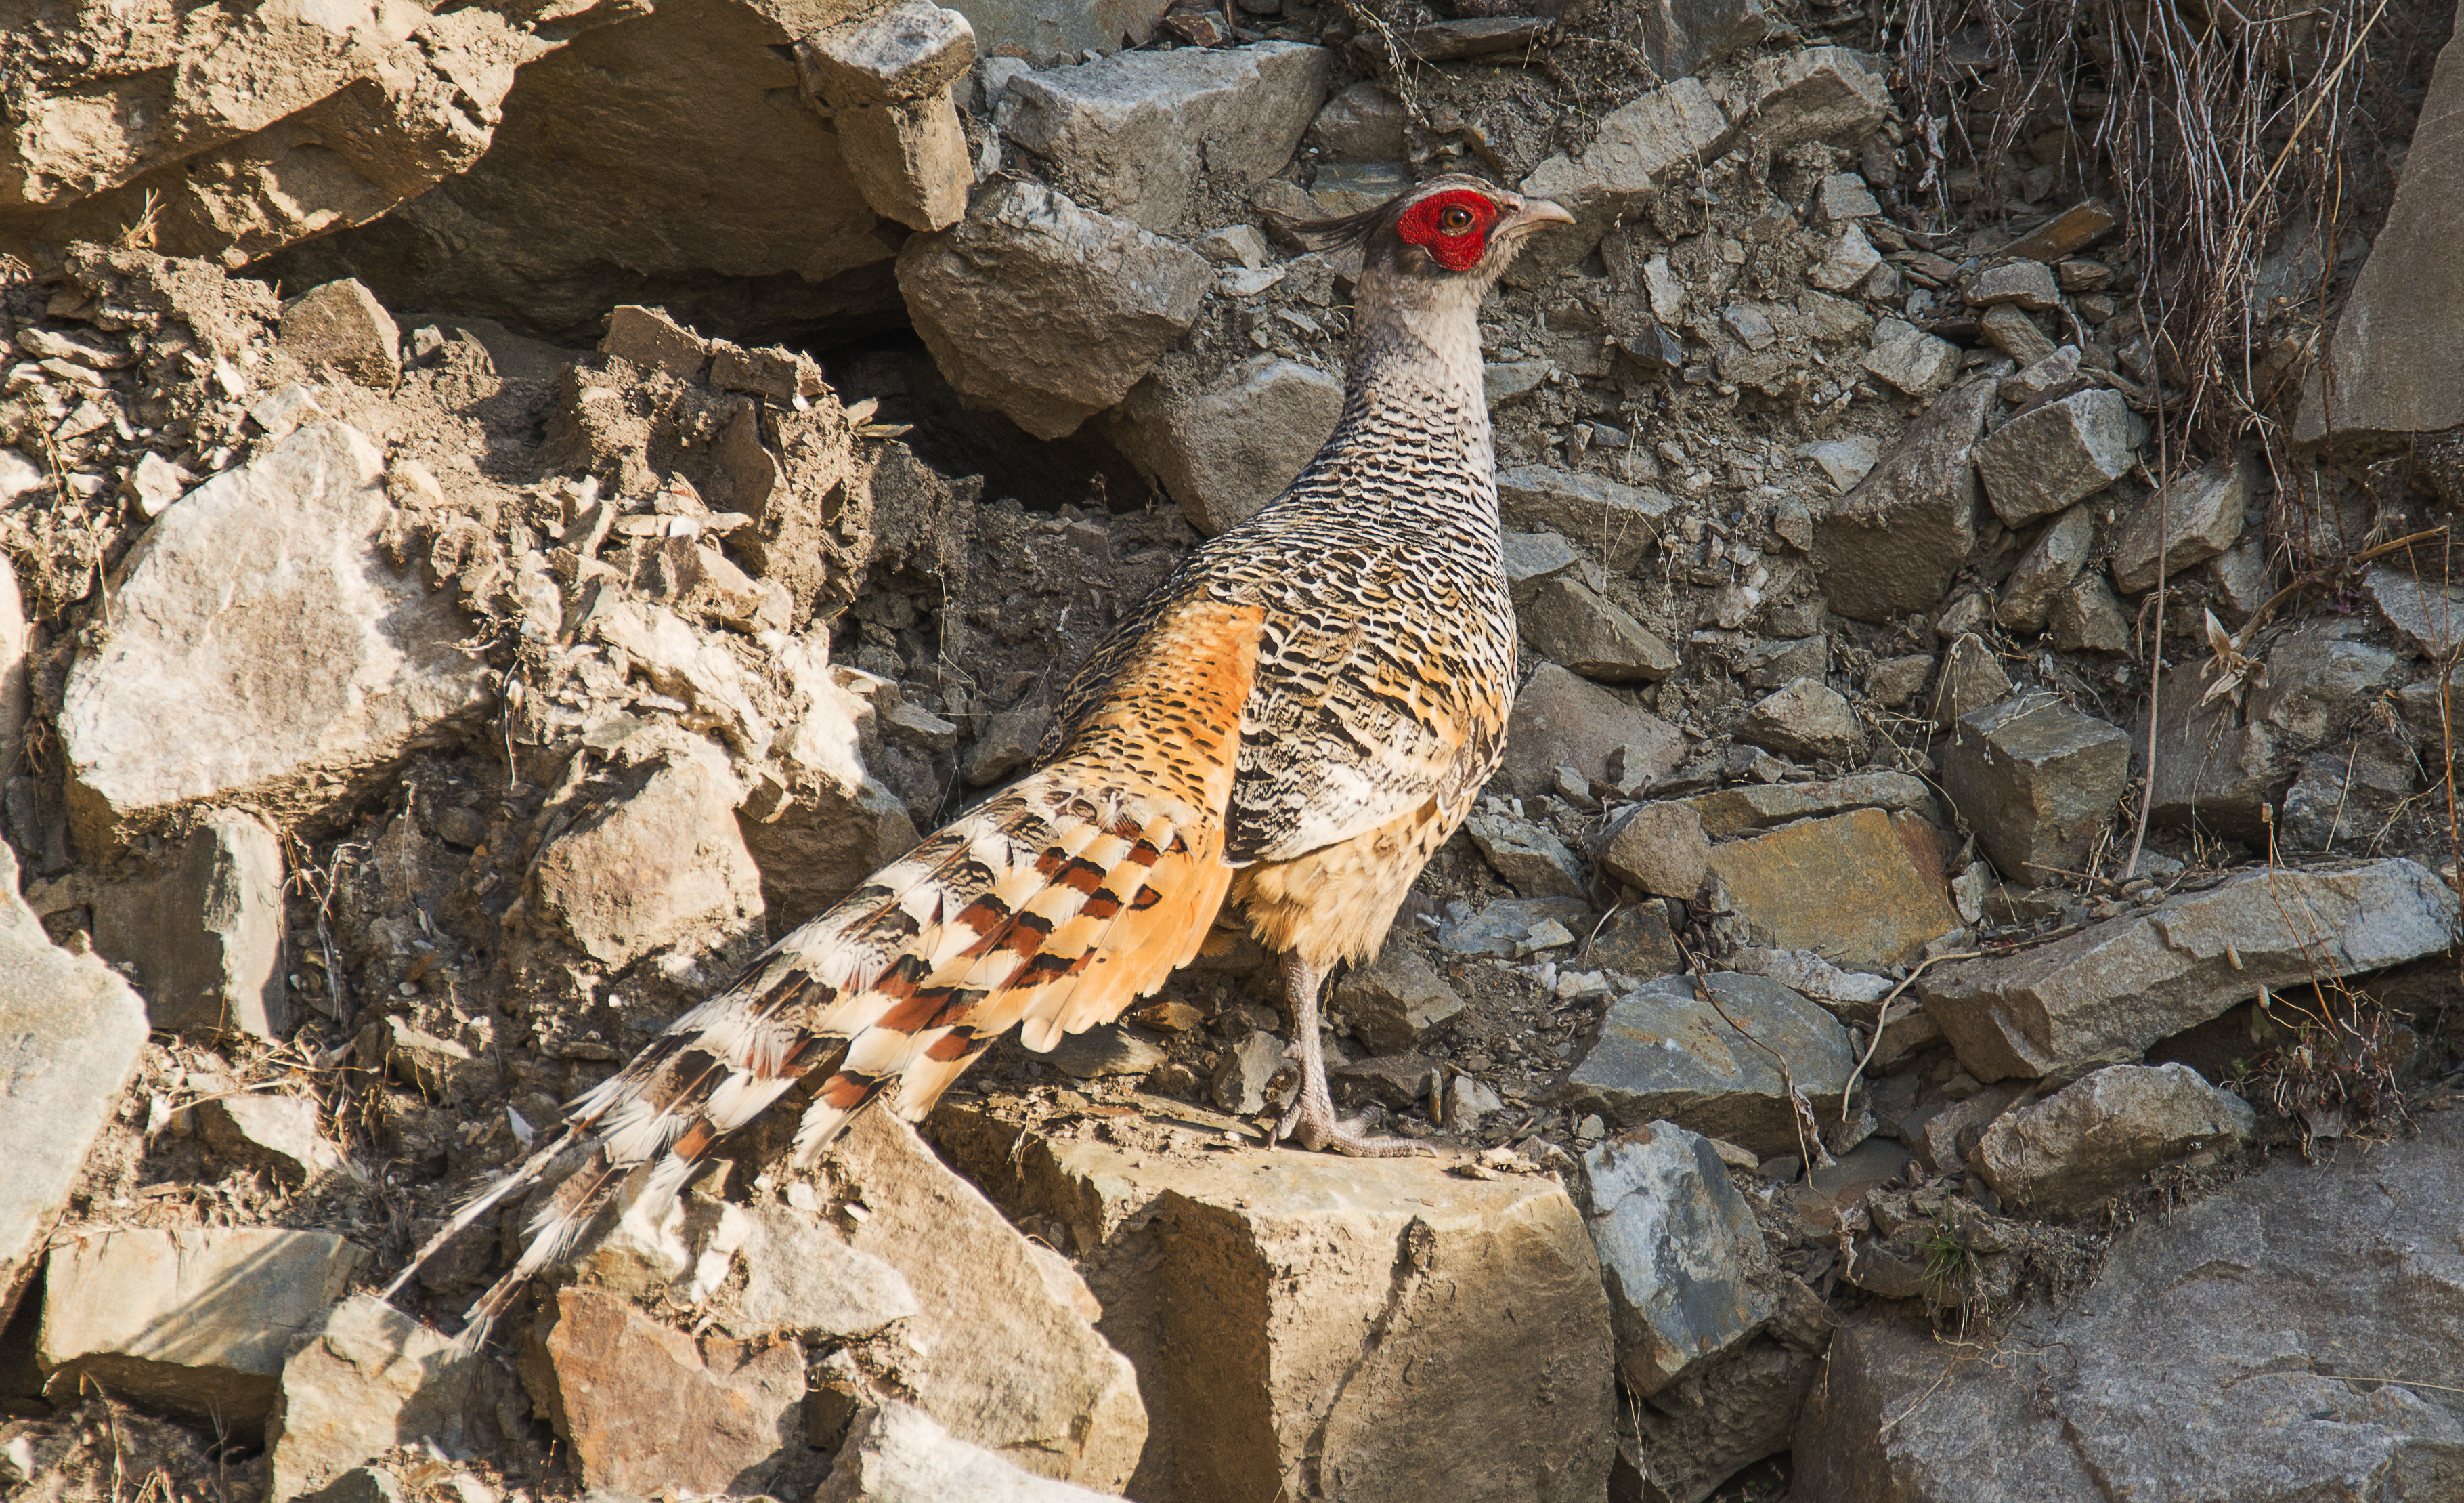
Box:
[1919,859,2458,1081]
[260,0,902,338]
[929,1099,1616,1503]
[1792,1109,2464,1501]
[59,420,494,853]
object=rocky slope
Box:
[2,1,2462,1501]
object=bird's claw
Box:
[1274,1092,1433,1158]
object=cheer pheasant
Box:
[391,177,1573,1332]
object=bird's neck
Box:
[1326,266,1497,518]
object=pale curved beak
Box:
[1516,198,1576,230]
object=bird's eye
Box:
[1440,205,1475,234]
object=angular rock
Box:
[796,2,979,233]
[1920,858,2458,1081]
[1794,1110,2464,1502]
[199,1093,353,1186]
[280,280,401,387]
[1518,578,1680,681]
[1966,259,2062,310]
[1806,224,1882,293]
[1737,678,1863,763]
[1861,317,1960,396]
[1559,973,1856,1156]
[725,1204,920,1342]
[1816,171,1881,222]
[59,421,492,852]
[1901,1079,2032,1179]
[1995,505,2094,633]
[0,555,26,786]
[1798,434,1880,492]
[996,43,1333,234]
[2293,11,2464,444]
[1980,302,2060,365]
[535,1286,815,1496]
[1503,663,1685,798]
[2048,570,2133,653]
[2362,565,2464,659]
[897,179,1210,438]
[1211,1029,1287,1115]
[1501,530,1606,602]
[947,0,1171,65]
[265,1296,479,1502]
[1865,653,1935,708]
[1633,0,1774,79]
[1816,378,1995,622]
[601,304,709,377]
[1706,809,1962,971]
[89,809,287,1040]
[1941,696,2132,882]
[1517,79,1731,276]
[1589,900,1685,979]
[1441,895,1592,957]
[1973,389,2136,526]
[532,750,765,970]
[1108,354,1344,536]
[1,6,604,269]
[820,1403,1125,1502]
[1732,47,1891,148]
[1597,803,1712,899]
[257,0,897,338]
[1999,343,2084,404]
[40,1227,366,1437]
[1496,465,1678,570]
[1974,1063,2254,1212]
[2110,459,2251,594]
[1679,771,1933,838]
[1308,81,1408,161]
[1931,634,2012,729]
[831,1110,1145,1489]
[1335,944,1467,1053]
[1582,1121,1777,1398]
[2279,745,2415,852]
[0,841,150,1328]
[929,1101,1616,1503]
[1465,812,1588,899]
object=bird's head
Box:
[1288,175,1575,287]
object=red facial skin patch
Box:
[1395,188,1503,271]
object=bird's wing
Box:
[1050,543,1503,867]
[403,595,1264,1339]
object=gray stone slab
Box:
[1557,973,1856,1157]
[1580,1121,1776,1398]
[1920,858,2459,1081]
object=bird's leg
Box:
[1272,951,1431,1158]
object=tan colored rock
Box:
[798,3,980,233]
[1706,808,1961,970]
[601,304,710,378]
[39,1227,366,1437]
[1597,802,1712,897]
[534,1287,817,1497]
[0,840,152,1330]
[0,6,600,266]
[1334,941,1468,1053]
[263,0,903,337]
[831,1110,1147,1490]
[265,1296,479,1502]
[532,748,766,969]
[59,421,493,853]
[280,280,400,387]
[90,809,288,1039]
[930,1101,1616,1503]
[1679,770,1934,839]
[820,1403,1126,1502]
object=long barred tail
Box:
[383,758,1237,1338]
[385,597,1263,1341]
